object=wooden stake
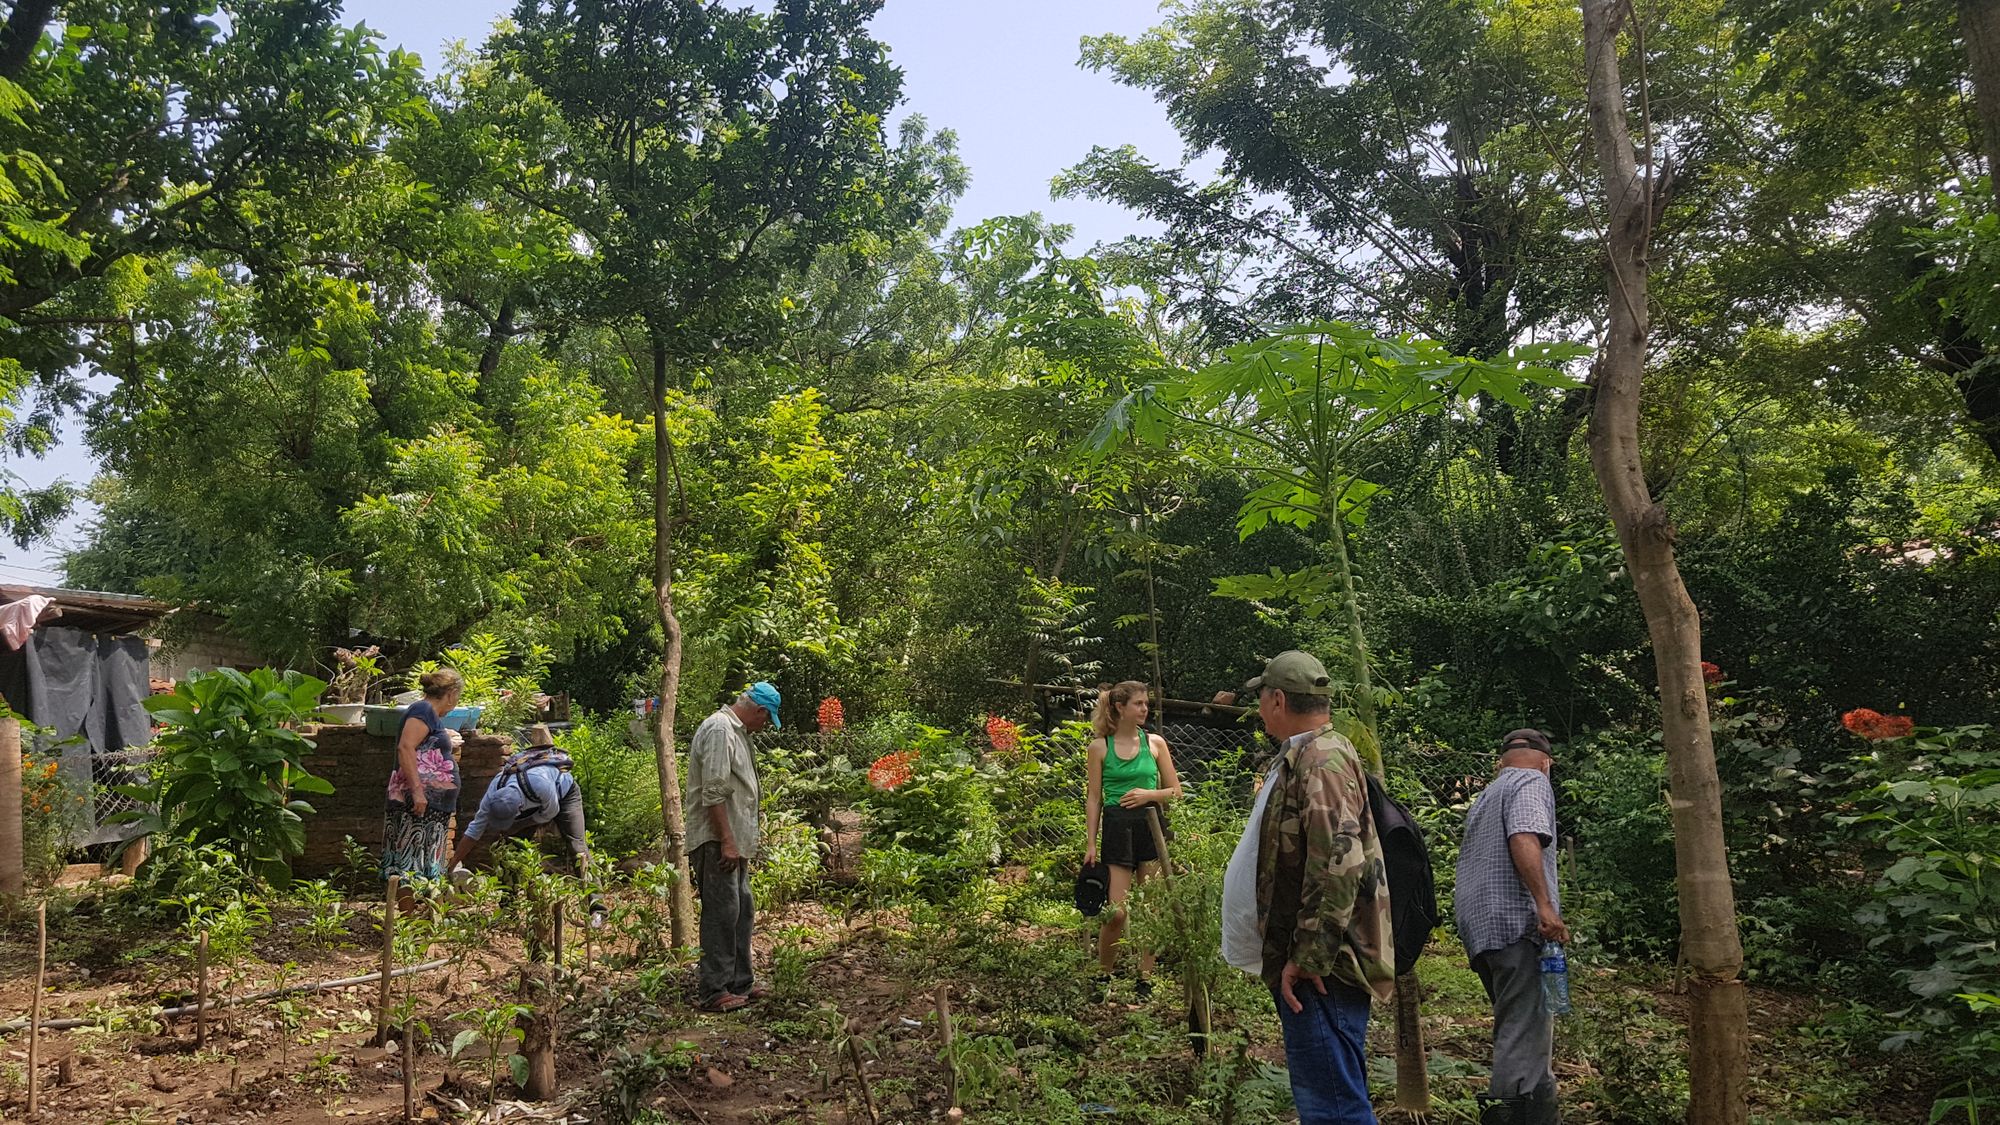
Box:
[843,1017,879,1125]
[402,1018,416,1122]
[194,930,210,1049]
[378,875,399,1046]
[1145,808,1211,1055]
[551,900,565,967]
[27,901,44,1116]
[935,983,958,1110]
[0,716,23,902]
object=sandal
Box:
[700,993,750,1013]
[745,984,772,1001]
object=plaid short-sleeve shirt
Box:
[1453,766,1560,958]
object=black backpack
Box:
[1366,774,1439,977]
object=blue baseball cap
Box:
[745,681,782,727]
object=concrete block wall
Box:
[296,725,513,876]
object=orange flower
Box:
[984,714,1022,755]
[817,696,846,732]
[1841,708,1914,741]
[868,750,917,791]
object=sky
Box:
[0,0,1193,588]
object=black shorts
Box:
[1100,804,1167,869]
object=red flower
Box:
[817,696,846,732]
[868,750,917,791]
[1841,708,1915,741]
[984,714,1022,756]
[1700,661,1724,685]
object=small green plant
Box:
[451,1002,533,1110]
[595,1040,701,1125]
[942,1031,1019,1109]
[564,713,662,859]
[290,879,353,947]
[112,668,333,886]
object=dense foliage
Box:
[5,0,2000,1112]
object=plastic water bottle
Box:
[1540,941,1572,1015]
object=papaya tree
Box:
[1096,320,1584,1111]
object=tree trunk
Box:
[1580,3,1749,1121]
[1963,0,2000,209]
[1330,504,1428,1111]
[651,329,696,949]
[0,0,58,83]
[1326,513,1381,773]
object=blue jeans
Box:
[1271,979,1377,1125]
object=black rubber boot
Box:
[1477,1093,1530,1125]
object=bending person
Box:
[450,724,603,923]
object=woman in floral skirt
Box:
[384,668,464,899]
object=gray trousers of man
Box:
[1473,937,1558,1118]
[691,841,754,1003]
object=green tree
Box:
[486,0,929,944]
[0,1,420,540]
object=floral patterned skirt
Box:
[383,791,458,883]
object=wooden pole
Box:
[27,901,44,1116]
[935,983,958,1110]
[194,930,210,1049]
[843,1016,879,1125]
[1145,808,1211,1055]
[552,900,565,967]
[378,875,399,1046]
[0,715,23,902]
[402,1017,417,1122]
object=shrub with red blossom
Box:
[1700,661,1724,685]
[868,749,917,790]
[817,696,845,732]
[984,714,1022,755]
[1841,708,1915,741]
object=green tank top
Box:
[1100,732,1159,805]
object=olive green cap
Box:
[1243,650,1334,697]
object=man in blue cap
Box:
[683,681,780,1012]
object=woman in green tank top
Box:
[1084,680,1184,1001]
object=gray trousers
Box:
[692,842,754,1002]
[1473,938,1557,1105]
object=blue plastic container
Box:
[440,705,483,731]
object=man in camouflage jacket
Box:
[1243,650,1395,1124]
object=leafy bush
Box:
[561,714,661,860]
[1561,732,1679,959]
[858,723,999,901]
[114,668,332,886]
[754,808,822,907]
[18,738,88,889]
[1837,723,2000,1071]
[409,632,552,733]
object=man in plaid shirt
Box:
[1455,728,1567,1125]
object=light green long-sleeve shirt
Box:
[682,707,761,860]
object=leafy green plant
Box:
[112,668,333,886]
[17,735,87,888]
[595,1040,700,1125]
[451,1001,532,1110]
[409,633,552,732]
[1837,724,2000,1068]
[563,713,661,859]
[753,809,822,907]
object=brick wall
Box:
[296,725,514,876]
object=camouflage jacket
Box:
[1254,723,1396,1002]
